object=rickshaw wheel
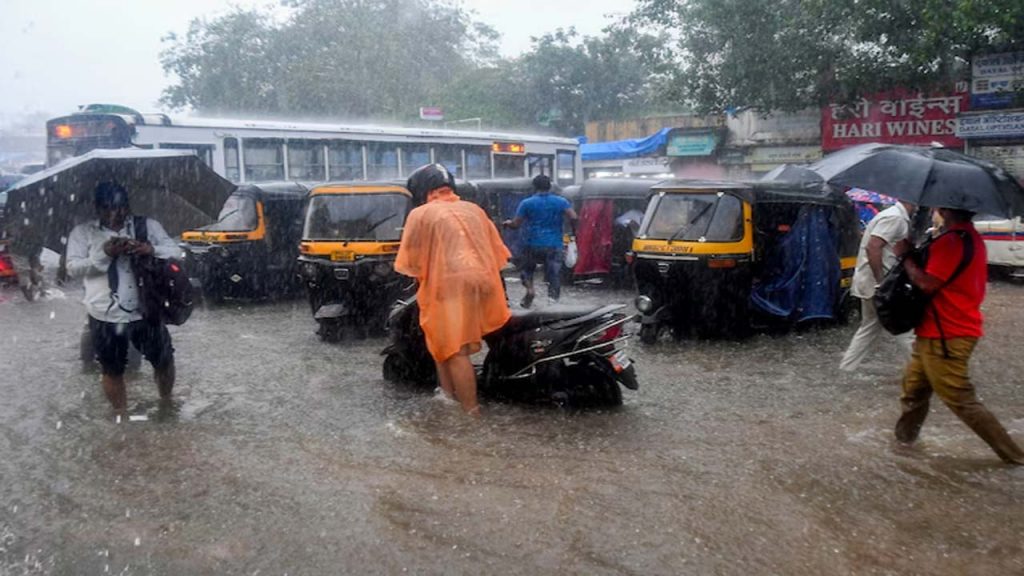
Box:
[639,324,659,344]
[317,319,344,342]
[838,296,860,325]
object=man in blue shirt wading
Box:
[502,174,578,308]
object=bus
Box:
[45,104,582,186]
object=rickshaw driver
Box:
[502,174,578,307]
[395,164,512,415]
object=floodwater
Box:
[1,278,1023,575]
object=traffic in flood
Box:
[1,279,1023,574]
[4,1,1024,574]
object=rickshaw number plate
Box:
[609,350,631,373]
[331,250,355,262]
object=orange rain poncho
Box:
[395,189,512,362]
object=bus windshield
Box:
[643,193,744,242]
[46,114,133,166]
[303,193,409,241]
[201,195,259,232]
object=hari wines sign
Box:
[821,91,969,151]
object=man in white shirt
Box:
[839,199,917,372]
[66,182,180,413]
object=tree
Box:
[628,0,1024,113]
[160,0,499,120]
[437,27,673,136]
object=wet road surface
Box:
[1,278,1023,575]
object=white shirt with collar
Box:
[851,202,911,299]
[66,216,180,323]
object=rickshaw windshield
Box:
[643,193,744,242]
[303,193,409,241]
[201,194,259,232]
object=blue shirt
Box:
[515,193,571,248]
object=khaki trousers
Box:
[896,337,1024,464]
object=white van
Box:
[974,215,1024,279]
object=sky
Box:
[0,0,635,128]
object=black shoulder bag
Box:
[873,230,974,343]
[130,216,195,326]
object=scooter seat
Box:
[502,304,610,332]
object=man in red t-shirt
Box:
[894,207,1024,465]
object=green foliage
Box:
[629,0,1024,113]
[439,27,674,135]
[160,1,674,136]
[161,0,498,120]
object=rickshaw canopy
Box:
[579,178,660,200]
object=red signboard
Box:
[821,90,969,151]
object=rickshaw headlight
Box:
[373,262,394,277]
[635,295,654,314]
[302,262,318,278]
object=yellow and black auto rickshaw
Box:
[181,182,310,302]
[630,179,860,342]
[298,182,412,341]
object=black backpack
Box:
[107,216,194,326]
[873,230,974,337]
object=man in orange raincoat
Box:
[395,164,512,415]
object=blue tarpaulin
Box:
[750,205,840,322]
[580,128,672,162]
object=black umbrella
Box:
[808,143,1024,217]
[4,149,235,254]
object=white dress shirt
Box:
[66,217,180,323]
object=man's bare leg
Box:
[156,360,175,400]
[443,352,479,415]
[434,360,455,398]
[101,373,127,414]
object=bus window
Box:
[158,143,214,167]
[400,145,430,176]
[433,145,462,177]
[223,138,240,182]
[556,150,576,186]
[527,154,553,178]
[288,140,326,181]
[244,139,285,181]
[465,147,492,179]
[328,141,364,180]
[494,155,525,178]
[366,143,399,180]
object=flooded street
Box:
[2,279,1023,575]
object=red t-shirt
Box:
[916,222,987,339]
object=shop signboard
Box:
[419,106,444,121]
[956,111,1024,139]
[971,52,1024,110]
[666,132,718,156]
[747,145,822,170]
[623,156,672,175]
[822,90,968,151]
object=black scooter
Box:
[381,295,638,406]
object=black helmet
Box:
[94,181,130,210]
[406,163,454,206]
[532,174,552,192]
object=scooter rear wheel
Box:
[567,360,623,407]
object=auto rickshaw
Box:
[573,178,657,287]
[181,182,310,302]
[631,179,860,342]
[298,182,412,341]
